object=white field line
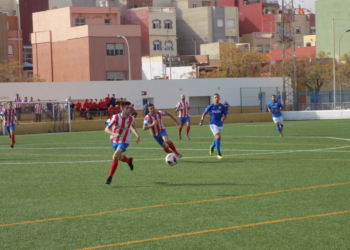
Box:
[1,145,350,165]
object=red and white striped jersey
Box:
[22,99,28,106]
[35,103,44,114]
[175,101,190,117]
[105,114,134,144]
[143,111,168,136]
[13,97,21,108]
[0,108,17,126]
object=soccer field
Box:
[0,120,349,250]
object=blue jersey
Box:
[268,101,283,118]
[203,103,227,126]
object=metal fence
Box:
[297,90,350,110]
[240,87,280,113]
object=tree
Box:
[199,47,266,78]
[0,60,45,82]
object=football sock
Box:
[214,139,221,155]
[211,140,216,149]
[163,147,172,154]
[276,125,281,133]
[186,126,190,136]
[178,126,182,135]
[108,159,118,178]
[12,135,15,143]
[120,155,130,164]
[167,141,179,155]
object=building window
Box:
[164,40,172,50]
[192,3,197,8]
[306,42,311,47]
[106,43,124,56]
[266,45,271,53]
[75,17,85,26]
[104,19,111,25]
[8,44,13,57]
[152,19,161,29]
[227,19,235,29]
[164,20,172,29]
[107,72,126,81]
[23,46,32,63]
[257,45,264,53]
[296,27,301,34]
[217,19,223,27]
[311,27,316,34]
[153,40,162,51]
[134,4,138,7]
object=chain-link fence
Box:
[297,90,350,110]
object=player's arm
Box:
[142,117,157,130]
[130,123,140,143]
[104,126,120,138]
[166,112,180,126]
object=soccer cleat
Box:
[176,154,182,159]
[210,146,214,156]
[10,144,14,148]
[105,177,112,184]
[185,135,190,140]
[217,154,223,160]
[178,134,182,140]
[280,133,283,137]
[128,157,134,171]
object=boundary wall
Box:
[283,110,350,120]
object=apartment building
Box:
[31,6,142,82]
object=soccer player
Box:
[199,93,227,159]
[143,103,182,158]
[0,101,18,148]
[104,101,140,185]
[175,94,191,140]
[268,94,284,137]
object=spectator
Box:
[109,94,116,107]
[46,100,53,120]
[35,99,43,122]
[107,104,114,116]
[14,93,22,120]
[65,96,72,109]
[29,97,35,113]
[105,94,110,106]
[85,108,92,120]
[143,102,150,117]
[81,99,89,111]
[74,100,82,111]
[113,103,121,114]
[130,104,138,118]
[22,97,28,114]
[224,101,230,113]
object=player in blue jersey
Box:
[199,93,227,159]
[268,94,284,137]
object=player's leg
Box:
[10,125,15,147]
[154,134,172,154]
[178,117,184,140]
[210,125,223,159]
[162,130,181,157]
[273,117,283,136]
[185,118,191,139]
[118,143,134,171]
[106,143,123,184]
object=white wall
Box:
[283,110,350,120]
[0,77,283,110]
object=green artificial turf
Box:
[0,119,349,250]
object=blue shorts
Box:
[153,129,168,146]
[179,116,190,126]
[5,125,16,133]
[111,142,129,152]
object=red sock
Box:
[178,126,182,135]
[120,155,130,164]
[12,135,15,144]
[163,147,172,154]
[108,159,118,178]
[167,141,179,155]
[186,126,190,136]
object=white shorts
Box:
[272,116,283,124]
[209,124,223,136]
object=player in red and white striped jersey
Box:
[175,94,191,140]
[143,103,182,158]
[13,94,21,120]
[35,99,44,122]
[0,101,18,148]
[104,101,140,185]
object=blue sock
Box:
[276,125,281,133]
[214,139,221,155]
[211,140,216,148]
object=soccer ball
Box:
[165,153,178,166]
